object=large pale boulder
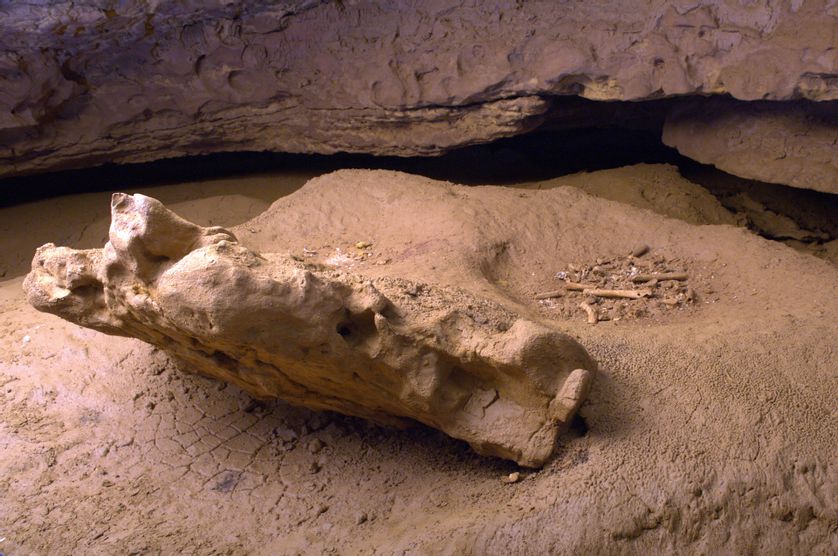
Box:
[663,98,838,195]
[1,0,836,177]
[24,192,595,467]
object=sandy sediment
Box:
[0,165,835,554]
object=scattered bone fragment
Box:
[548,250,703,323]
[535,290,565,300]
[24,193,596,468]
[582,288,652,300]
[565,282,596,291]
[631,273,689,283]
[579,302,598,324]
[685,287,697,303]
[501,472,521,484]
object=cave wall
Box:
[0,0,836,190]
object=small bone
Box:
[685,287,697,303]
[565,281,597,291]
[631,273,688,283]
[579,301,598,324]
[582,288,652,300]
[535,290,565,300]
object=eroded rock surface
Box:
[24,192,595,467]
[663,98,838,194]
[2,0,837,177]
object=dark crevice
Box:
[1,100,832,263]
[0,125,686,207]
[335,309,379,348]
[568,414,589,438]
[680,163,838,245]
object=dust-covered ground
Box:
[0,164,836,555]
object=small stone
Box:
[22,335,31,343]
[45,448,57,467]
[355,241,372,249]
[308,438,325,453]
[794,506,815,531]
[355,512,368,525]
[631,244,650,257]
[501,471,521,484]
[274,426,298,443]
[309,461,322,474]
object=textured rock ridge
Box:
[24,192,595,467]
[1,0,837,178]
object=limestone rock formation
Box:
[663,99,838,195]
[2,1,837,178]
[24,192,595,467]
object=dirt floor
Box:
[0,163,836,554]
